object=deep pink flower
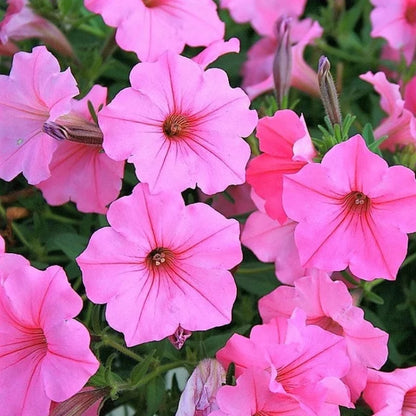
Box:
[0,264,99,415]
[246,109,316,224]
[98,52,257,195]
[0,0,73,56]
[84,0,224,62]
[363,367,416,415]
[216,311,352,414]
[0,46,79,184]
[283,134,416,280]
[36,85,124,214]
[259,273,389,401]
[220,0,307,37]
[370,0,416,64]
[210,368,308,416]
[242,18,323,99]
[360,71,416,151]
[77,183,241,346]
[176,359,225,416]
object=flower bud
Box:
[168,325,192,350]
[273,17,292,108]
[318,55,342,126]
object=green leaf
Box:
[51,232,88,259]
[145,376,166,416]
[130,351,156,387]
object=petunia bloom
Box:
[242,18,323,99]
[210,368,308,416]
[363,367,416,415]
[246,109,316,224]
[0,264,99,416]
[36,85,125,214]
[0,0,73,57]
[0,46,79,184]
[360,71,416,151]
[98,51,257,195]
[84,0,224,62]
[220,0,307,37]
[77,183,241,346]
[259,273,389,401]
[216,310,352,414]
[370,0,416,64]
[283,134,416,280]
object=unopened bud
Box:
[43,115,103,146]
[49,387,109,416]
[318,56,342,126]
[273,17,292,108]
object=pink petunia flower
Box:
[77,183,241,346]
[210,368,308,416]
[0,0,73,57]
[0,263,99,416]
[363,367,416,415]
[216,310,352,414]
[242,18,323,99]
[360,71,416,151]
[98,51,257,195]
[283,134,416,280]
[370,0,416,64]
[259,273,389,401]
[84,0,224,62]
[192,37,240,70]
[176,359,225,416]
[246,109,316,224]
[36,85,125,214]
[220,0,307,37]
[0,46,79,184]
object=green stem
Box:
[315,40,376,65]
[101,334,143,363]
[401,251,416,269]
[237,265,276,274]
[43,211,80,225]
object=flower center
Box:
[343,191,371,214]
[405,0,416,24]
[163,113,191,139]
[403,388,416,415]
[142,0,161,8]
[146,247,173,269]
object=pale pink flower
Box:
[210,368,308,416]
[370,0,416,64]
[241,210,310,285]
[0,264,99,416]
[98,52,257,195]
[77,183,241,346]
[259,273,389,401]
[242,18,323,99]
[0,46,79,184]
[176,359,225,416]
[84,0,224,62]
[216,310,352,414]
[36,85,124,214]
[246,109,316,224]
[192,38,240,70]
[220,0,307,37]
[0,0,73,56]
[283,134,416,280]
[363,367,416,415]
[360,71,416,151]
